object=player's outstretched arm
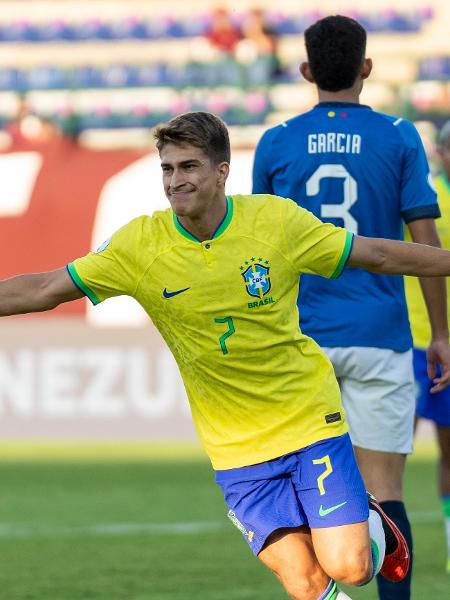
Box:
[348,235,450,277]
[0,267,84,317]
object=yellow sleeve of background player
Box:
[279,197,353,278]
[67,217,145,305]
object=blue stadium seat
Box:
[0,9,434,44]
[71,66,103,89]
[24,66,67,90]
[418,56,450,80]
[0,68,20,91]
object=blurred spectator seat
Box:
[418,56,450,80]
[0,8,433,44]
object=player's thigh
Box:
[216,459,331,598]
[324,347,415,454]
[291,433,371,583]
[258,525,329,590]
[311,521,372,585]
[436,425,450,496]
[414,348,450,427]
[437,425,450,468]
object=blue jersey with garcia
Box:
[252,102,439,351]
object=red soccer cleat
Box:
[367,492,410,582]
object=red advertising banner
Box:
[0,137,146,316]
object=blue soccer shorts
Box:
[215,433,368,555]
[414,348,450,426]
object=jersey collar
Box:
[173,195,233,243]
[316,101,372,109]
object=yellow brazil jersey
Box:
[67,194,353,469]
[405,174,450,349]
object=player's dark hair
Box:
[154,112,231,165]
[304,15,367,92]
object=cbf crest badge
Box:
[242,261,271,298]
[240,258,275,309]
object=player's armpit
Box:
[0,267,84,317]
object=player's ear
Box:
[217,162,230,185]
[300,61,314,83]
[361,58,372,80]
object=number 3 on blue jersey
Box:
[306,164,358,234]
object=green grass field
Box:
[0,442,447,599]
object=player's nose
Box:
[169,168,187,190]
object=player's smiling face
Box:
[160,142,226,219]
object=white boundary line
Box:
[0,511,442,539]
[0,520,225,539]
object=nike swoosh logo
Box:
[319,501,347,517]
[162,287,190,299]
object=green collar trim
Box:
[173,214,200,242]
[213,195,233,238]
[173,196,233,243]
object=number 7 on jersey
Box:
[214,316,235,355]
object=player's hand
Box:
[426,338,450,393]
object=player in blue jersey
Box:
[253,15,450,600]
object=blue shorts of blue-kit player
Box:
[215,433,369,555]
[414,348,450,426]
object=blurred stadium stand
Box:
[0,0,448,143]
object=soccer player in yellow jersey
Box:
[405,120,450,574]
[2,112,450,600]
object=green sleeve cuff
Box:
[330,231,354,279]
[66,263,101,305]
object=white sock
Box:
[368,509,386,578]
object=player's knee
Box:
[325,547,373,586]
[280,574,324,600]
[276,564,329,600]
